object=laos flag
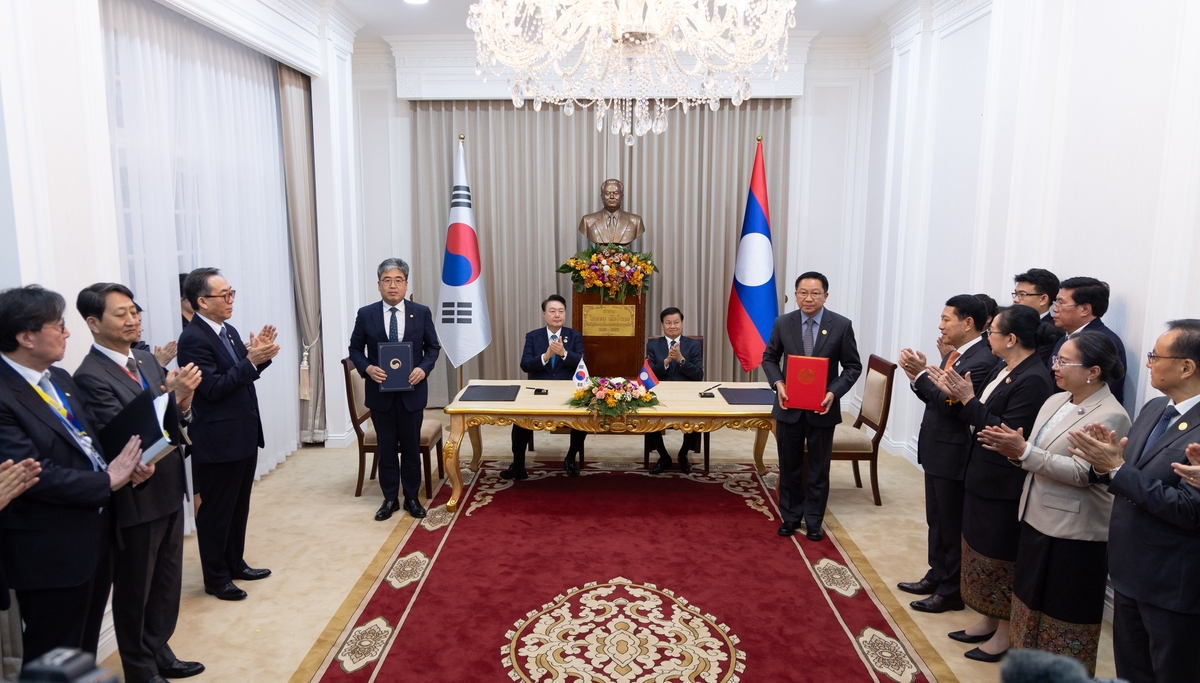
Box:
[435,139,492,367]
[727,140,778,372]
[638,358,659,390]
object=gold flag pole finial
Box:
[459,133,465,141]
[757,135,762,142]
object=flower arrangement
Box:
[557,244,658,302]
[570,377,660,423]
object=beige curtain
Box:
[277,64,326,441]
[412,99,791,406]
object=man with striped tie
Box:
[895,294,995,614]
[501,294,587,480]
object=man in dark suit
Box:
[73,283,205,682]
[1050,277,1127,404]
[500,294,587,480]
[896,295,996,613]
[179,273,193,331]
[645,307,704,474]
[348,258,441,521]
[1012,268,1064,365]
[1069,319,1200,683]
[762,272,862,541]
[0,285,142,663]
[177,268,279,601]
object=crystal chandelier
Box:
[466,0,797,144]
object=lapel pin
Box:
[821,329,828,335]
[1179,422,1189,431]
[1005,377,1012,384]
[1077,407,1086,415]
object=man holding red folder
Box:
[763,272,862,541]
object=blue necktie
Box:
[1141,405,1179,458]
[218,326,239,362]
[388,307,399,343]
[803,319,815,356]
[550,334,559,369]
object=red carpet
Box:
[309,461,936,682]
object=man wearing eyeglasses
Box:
[177,267,280,602]
[1050,276,1127,404]
[1069,320,1200,682]
[1012,268,1065,365]
[762,272,862,542]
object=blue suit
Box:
[348,300,441,501]
[511,327,586,469]
[177,317,272,588]
[644,336,704,461]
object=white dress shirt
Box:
[92,343,143,385]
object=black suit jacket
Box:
[1107,396,1200,614]
[521,327,584,381]
[177,319,269,464]
[73,347,187,529]
[348,301,440,413]
[762,308,863,427]
[0,362,111,590]
[912,340,997,480]
[953,353,1055,500]
[1049,318,1128,404]
[646,337,704,382]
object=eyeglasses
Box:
[1052,300,1079,310]
[41,319,66,333]
[985,327,1002,336]
[200,290,236,304]
[1051,356,1085,369]
[380,277,407,285]
[1147,352,1188,364]
[795,291,825,300]
[1011,291,1040,300]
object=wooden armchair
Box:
[824,354,897,506]
[341,357,445,499]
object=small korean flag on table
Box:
[638,358,659,390]
[574,359,590,388]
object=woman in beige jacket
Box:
[977,331,1130,674]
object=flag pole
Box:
[458,131,465,393]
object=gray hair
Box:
[377,258,410,280]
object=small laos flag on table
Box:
[727,139,779,372]
[638,359,659,390]
[435,138,492,368]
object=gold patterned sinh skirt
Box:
[961,492,1021,619]
[1010,521,1107,676]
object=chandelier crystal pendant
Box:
[466,0,797,144]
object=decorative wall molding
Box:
[382,30,818,100]
[932,0,993,34]
[882,0,933,49]
[807,37,870,71]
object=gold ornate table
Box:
[441,379,776,511]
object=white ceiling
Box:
[341,0,901,41]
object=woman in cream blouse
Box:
[978,331,1130,674]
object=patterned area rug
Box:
[303,461,944,682]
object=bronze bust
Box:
[577,179,646,246]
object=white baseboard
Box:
[323,430,356,448]
[97,599,116,663]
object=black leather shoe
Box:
[204,582,246,601]
[778,521,798,536]
[564,457,579,477]
[897,578,938,595]
[910,594,964,613]
[403,498,427,518]
[948,629,996,644]
[158,659,205,678]
[805,527,825,542]
[649,458,670,474]
[375,499,400,521]
[235,566,271,581]
[964,647,1006,663]
[679,456,692,474]
[499,467,528,480]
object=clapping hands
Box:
[898,348,929,381]
[0,458,41,511]
[927,366,976,404]
[1066,422,1127,474]
[247,325,281,366]
[1170,443,1200,489]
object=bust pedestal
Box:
[571,291,647,379]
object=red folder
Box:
[785,355,829,411]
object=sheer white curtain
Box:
[100,0,299,490]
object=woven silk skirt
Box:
[961,492,1021,619]
[1010,522,1108,676]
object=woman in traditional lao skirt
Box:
[977,331,1130,674]
[928,305,1054,662]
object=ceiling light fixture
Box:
[466,0,797,144]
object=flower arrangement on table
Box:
[557,244,658,302]
[570,377,660,424]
